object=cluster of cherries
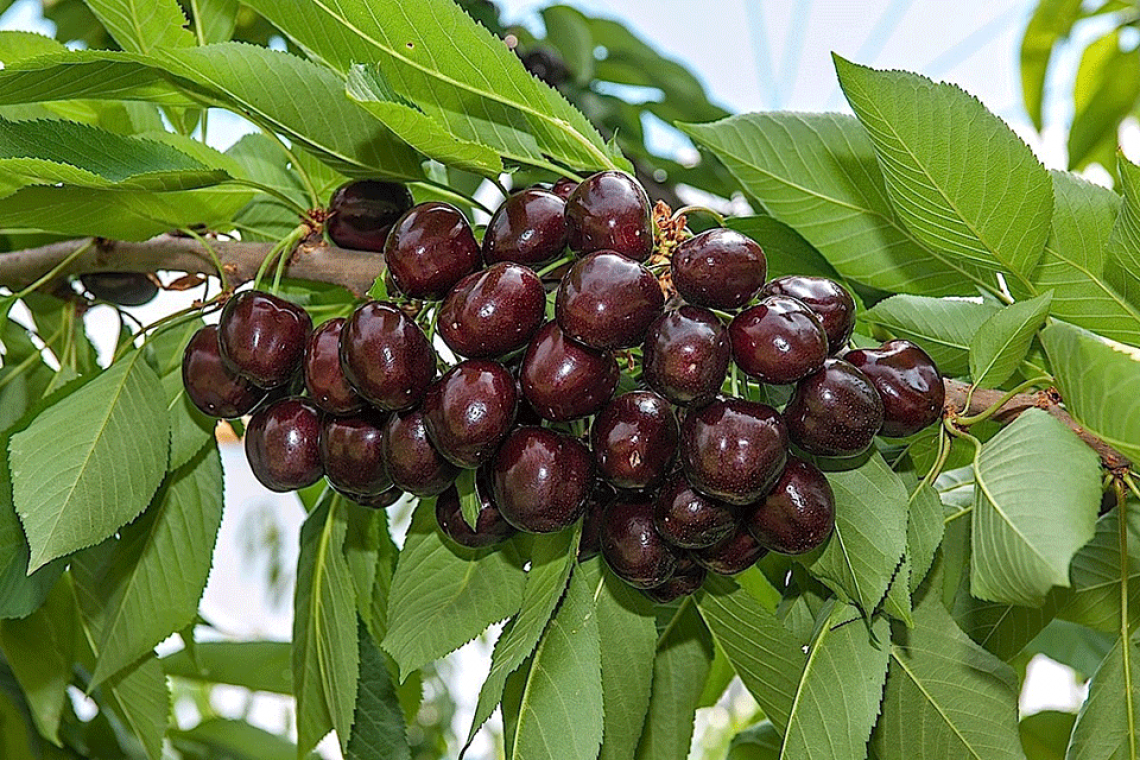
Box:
[180,170,945,603]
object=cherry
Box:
[565,171,653,261]
[555,250,664,350]
[843,339,944,438]
[729,296,829,384]
[182,325,266,419]
[381,409,460,497]
[244,397,323,492]
[319,409,391,496]
[302,318,365,415]
[784,358,884,457]
[577,482,615,561]
[692,524,768,575]
[680,398,788,506]
[491,426,594,533]
[550,177,578,201]
[653,471,737,549]
[422,360,518,469]
[642,306,730,406]
[217,290,312,389]
[600,495,680,589]
[747,456,835,555]
[80,272,158,306]
[326,180,414,252]
[384,202,481,300]
[339,486,404,509]
[591,390,678,490]
[340,301,435,411]
[438,263,546,358]
[760,276,856,353]
[519,322,618,421]
[435,475,516,549]
[670,228,767,309]
[482,188,568,266]
[642,555,707,603]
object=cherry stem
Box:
[7,239,94,299]
[536,254,574,278]
[178,228,230,291]
[671,204,726,227]
[955,376,1053,426]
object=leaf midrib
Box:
[890,647,983,759]
[779,616,832,758]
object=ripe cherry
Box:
[729,296,829,384]
[520,322,619,421]
[491,426,594,533]
[550,177,578,201]
[327,180,414,252]
[784,358,884,457]
[319,409,391,496]
[80,272,158,306]
[600,495,680,589]
[303,318,365,415]
[339,486,404,509]
[577,482,615,561]
[340,301,435,411]
[843,339,944,438]
[482,188,568,266]
[671,229,767,309]
[654,471,737,549]
[565,171,653,261]
[680,398,788,506]
[244,397,323,492]
[381,409,460,497]
[692,525,768,576]
[435,474,516,549]
[438,263,546,358]
[422,360,518,469]
[760,276,856,353]
[642,555,707,603]
[747,456,835,555]
[384,202,481,300]
[591,390,678,490]
[182,325,266,419]
[555,250,664,350]
[217,290,312,389]
[642,306,731,406]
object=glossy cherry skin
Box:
[483,189,568,266]
[338,486,404,509]
[729,296,829,384]
[760,276,856,353]
[244,397,324,492]
[671,229,767,309]
[577,482,615,561]
[654,471,737,549]
[555,251,664,350]
[303,318,366,415]
[438,263,546,358]
[435,477,516,549]
[601,495,680,589]
[520,322,619,421]
[784,358,884,457]
[218,290,313,389]
[80,272,158,306]
[327,180,414,252]
[565,171,654,261]
[591,391,678,490]
[692,525,768,575]
[642,306,731,406]
[843,339,944,438]
[550,177,578,201]
[381,409,460,497]
[340,301,435,411]
[182,325,266,419]
[680,398,788,506]
[747,456,835,555]
[384,202,481,300]
[319,409,391,496]
[491,426,594,533]
[642,555,707,603]
[422,360,518,469]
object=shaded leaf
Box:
[1020,710,1076,760]
[1065,635,1140,760]
[596,568,657,760]
[170,719,297,760]
[162,641,292,694]
[84,0,194,54]
[970,292,1053,387]
[347,620,409,760]
[865,295,999,376]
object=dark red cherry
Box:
[182,325,266,418]
[565,171,653,261]
[550,177,578,201]
[642,306,731,406]
[303,318,366,415]
[422,360,517,468]
[577,481,615,561]
[340,302,435,411]
[491,426,594,533]
[319,409,391,496]
[600,496,680,589]
[654,471,737,549]
[483,189,568,265]
[381,409,460,497]
[784,358,884,457]
[555,251,664,350]
[692,525,768,575]
[843,339,944,438]
[438,263,546,358]
[671,229,767,309]
[642,555,707,603]
[519,322,619,421]
[244,397,323,492]
[747,456,835,555]
[218,290,312,389]
[729,296,829,384]
[326,180,414,252]
[435,476,516,549]
[384,202,481,300]
[760,276,856,353]
[338,486,404,509]
[680,398,788,506]
[80,272,158,306]
[591,391,678,490]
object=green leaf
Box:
[1105,158,1140,313]
[1041,320,1140,463]
[596,568,657,760]
[510,561,603,760]
[455,468,481,532]
[162,641,292,694]
[149,321,215,470]
[1026,621,1115,682]
[0,31,66,64]
[834,56,1053,294]
[347,620,409,760]
[680,113,980,297]
[1068,32,1140,171]
[293,494,359,755]
[0,444,64,619]
[970,292,1053,387]
[726,215,847,282]
[1020,710,1077,760]
[808,452,909,614]
[10,350,169,572]
[1059,506,1140,634]
[0,51,196,108]
[697,574,805,734]
[189,0,239,45]
[864,295,999,377]
[729,721,781,760]
[170,719,297,760]
[780,604,890,759]
[383,498,524,680]
[972,409,1102,606]
[1020,0,1083,129]
[83,0,194,54]
[343,502,385,631]
[1065,635,1140,760]
[884,478,945,624]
